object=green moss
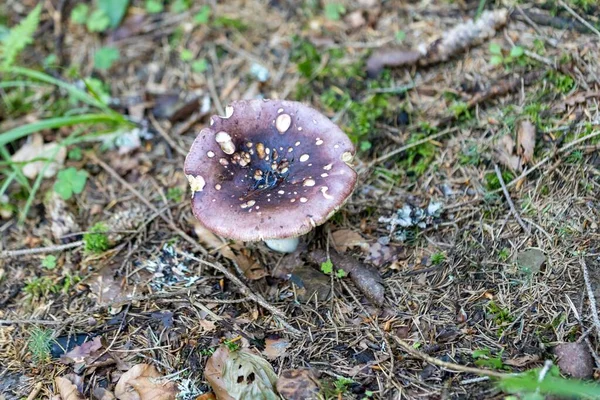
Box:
[546,70,575,94]
[485,170,514,191]
[84,222,111,253]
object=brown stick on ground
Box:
[308,249,385,307]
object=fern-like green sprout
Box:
[0,4,42,68]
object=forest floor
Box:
[1,0,600,399]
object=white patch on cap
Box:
[341,151,353,164]
[321,186,333,200]
[295,141,300,146]
[334,144,339,149]
[187,175,205,193]
[288,147,294,153]
[276,114,292,133]
[215,131,235,154]
[219,158,229,166]
[277,108,284,113]
[323,163,333,170]
[299,154,309,162]
[300,197,308,203]
[278,190,285,195]
[207,151,215,158]
[223,105,234,118]
[290,199,296,203]
[303,178,315,187]
[256,143,265,159]
[297,126,303,131]
[321,173,328,177]
[240,200,256,209]
[210,117,215,126]
[315,138,323,146]
[280,167,289,174]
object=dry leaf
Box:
[344,10,366,29]
[276,369,321,400]
[55,376,84,400]
[61,336,103,365]
[504,354,540,367]
[331,229,369,253]
[89,269,136,308]
[196,394,217,400]
[11,133,66,179]
[93,387,116,400]
[517,120,536,164]
[194,223,267,280]
[44,192,81,241]
[115,364,178,400]
[205,346,278,400]
[262,337,290,360]
[496,134,522,171]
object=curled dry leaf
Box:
[496,134,522,172]
[11,133,67,179]
[331,229,369,253]
[194,223,267,280]
[115,364,178,400]
[308,249,385,306]
[205,346,279,400]
[367,9,508,76]
[517,120,536,164]
[61,336,103,366]
[55,376,84,400]
[263,337,290,360]
[276,369,321,400]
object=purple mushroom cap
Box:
[184,99,358,242]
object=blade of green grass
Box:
[0,170,16,197]
[0,113,128,147]
[19,145,61,223]
[0,145,31,191]
[0,81,44,89]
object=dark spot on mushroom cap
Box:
[183,99,357,241]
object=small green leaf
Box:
[336,269,347,278]
[94,46,120,70]
[489,43,502,55]
[490,55,503,66]
[320,259,333,275]
[180,49,194,62]
[70,4,89,24]
[472,348,491,358]
[86,9,111,32]
[41,255,57,269]
[395,30,406,42]
[192,58,208,73]
[98,0,130,28]
[68,147,83,161]
[171,0,191,13]
[145,0,164,14]
[359,141,372,151]
[510,45,524,58]
[194,5,211,24]
[324,3,345,21]
[54,167,88,200]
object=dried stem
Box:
[494,164,531,235]
[0,240,83,258]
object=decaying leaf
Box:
[496,134,522,172]
[517,120,536,164]
[205,346,279,400]
[93,387,116,400]
[552,90,600,113]
[554,342,593,379]
[367,9,508,75]
[61,336,103,366]
[503,354,540,367]
[331,229,369,253]
[263,337,290,360]
[55,375,84,400]
[89,268,136,308]
[308,249,385,306]
[115,364,178,400]
[11,133,67,179]
[276,369,321,400]
[194,223,267,280]
[44,192,81,242]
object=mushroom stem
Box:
[264,237,300,253]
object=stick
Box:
[580,257,600,340]
[558,0,600,39]
[0,240,83,258]
[494,164,531,235]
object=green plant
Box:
[145,0,164,14]
[200,347,215,356]
[320,259,333,274]
[194,5,211,24]
[324,3,345,20]
[489,43,526,67]
[171,0,191,12]
[27,327,53,362]
[84,222,111,253]
[431,252,445,265]
[87,9,111,32]
[167,187,184,202]
[498,247,511,261]
[333,376,353,394]
[192,59,208,73]
[487,301,514,326]
[336,269,347,278]
[97,0,130,29]
[546,70,575,94]
[0,4,42,68]
[41,255,57,270]
[94,46,120,70]
[53,167,88,200]
[223,339,240,352]
[24,276,59,298]
[472,348,506,370]
[485,170,514,191]
[70,4,89,24]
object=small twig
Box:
[494,164,531,235]
[580,257,600,340]
[148,114,188,157]
[558,0,600,39]
[0,240,83,258]
[183,253,303,337]
[388,334,507,379]
[26,382,43,400]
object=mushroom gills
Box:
[264,237,300,253]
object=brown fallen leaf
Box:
[276,369,321,400]
[504,354,540,367]
[115,364,178,400]
[552,90,600,113]
[93,387,116,400]
[367,9,508,76]
[11,133,67,179]
[517,120,536,164]
[44,192,81,242]
[263,337,290,360]
[308,249,385,306]
[205,346,278,400]
[89,269,136,309]
[554,342,593,379]
[331,229,369,253]
[61,336,103,366]
[496,134,522,172]
[194,223,267,280]
[55,376,84,400]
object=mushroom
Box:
[184,99,357,253]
